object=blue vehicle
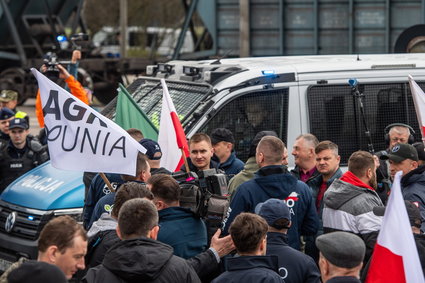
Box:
[0,161,84,271]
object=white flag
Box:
[31,68,146,176]
[409,75,425,142]
[366,171,425,282]
[158,79,189,172]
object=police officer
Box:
[0,108,14,141]
[0,118,49,191]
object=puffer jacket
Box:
[322,172,383,262]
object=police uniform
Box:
[0,107,15,142]
[0,119,49,192]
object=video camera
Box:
[43,51,60,81]
[172,169,228,217]
[70,33,89,50]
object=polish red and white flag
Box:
[366,171,424,283]
[158,79,189,172]
[410,75,425,142]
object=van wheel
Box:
[394,24,425,53]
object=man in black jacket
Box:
[84,198,201,282]
[257,198,321,283]
[212,212,282,283]
[381,143,425,232]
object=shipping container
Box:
[186,0,425,57]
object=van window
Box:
[307,82,422,164]
[201,89,289,162]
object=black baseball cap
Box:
[139,138,162,160]
[380,143,418,162]
[9,118,28,130]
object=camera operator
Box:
[35,50,89,132]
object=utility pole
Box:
[239,0,250,57]
[120,0,127,58]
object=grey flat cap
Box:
[316,231,365,268]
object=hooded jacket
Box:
[212,256,281,283]
[83,237,200,283]
[322,172,383,262]
[223,165,319,250]
[401,165,425,232]
[228,157,259,197]
[158,207,208,259]
[266,232,321,283]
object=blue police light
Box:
[348,78,358,87]
[27,215,34,221]
[261,70,276,77]
[56,35,67,42]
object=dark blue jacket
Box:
[223,165,319,250]
[212,256,282,283]
[401,165,425,232]
[309,168,343,230]
[213,151,244,177]
[83,173,125,229]
[88,192,116,229]
[266,232,320,283]
[158,207,208,259]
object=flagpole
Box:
[181,148,190,173]
[99,172,115,192]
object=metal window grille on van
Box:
[201,89,289,162]
[101,78,212,130]
[307,82,422,165]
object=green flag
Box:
[115,84,158,140]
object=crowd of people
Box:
[0,111,424,282]
[0,52,424,282]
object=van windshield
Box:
[104,78,212,129]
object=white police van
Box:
[0,53,424,272]
[126,53,425,165]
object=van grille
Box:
[307,81,423,164]
[0,204,52,241]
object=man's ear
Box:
[259,236,267,255]
[46,245,59,264]
[149,225,160,240]
[116,225,123,240]
[154,200,166,210]
[412,160,419,170]
[366,168,373,179]
[257,152,265,164]
[226,142,233,151]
